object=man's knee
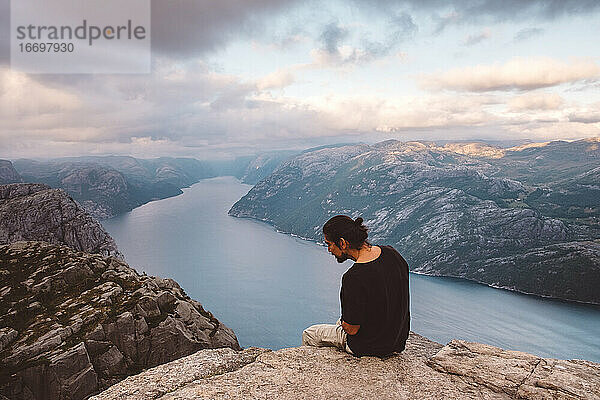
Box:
[302,323,345,349]
[302,325,318,346]
[302,329,310,346]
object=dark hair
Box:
[322,215,369,250]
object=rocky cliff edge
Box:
[0,241,240,400]
[91,332,600,400]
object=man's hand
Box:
[341,320,360,335]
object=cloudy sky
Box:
[1,0,600,159]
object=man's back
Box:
[341,245,410,357]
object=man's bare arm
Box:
[341,320,360,335]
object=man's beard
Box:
[335,254,349,263]
[335,252,355,263]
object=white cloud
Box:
[508,92,563,111]
[0,69,81,118]
[505,120,600,140]
[298,93,500,132]
[420,57,600,92]
[256,69,295,90]
[1,53,599,160]
[568,109,600,124]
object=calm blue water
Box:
[102,176,600,362]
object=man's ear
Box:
[339,238,348,250]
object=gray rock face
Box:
[229,139,600,304]
[0,241,240,400]
[0,183,122,258]
[91,333,600,400]
[0,160,22,184]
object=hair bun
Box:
[355,217,363,225]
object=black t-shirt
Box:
[341,245,410,357]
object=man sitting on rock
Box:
[302,215,410,357]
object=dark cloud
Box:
[456,0,600,20]
[0,0,301,63]
[312,0,599,37]
[3,0,599,64]
[391,0,600,33]
[362,12,417,58]
[568,112,600,124]
[387,12,418,43]
[353,1,600,22]
[150,0,301,57]
[319,22,349,54]
[432,11,462,34]
[513,27,544,41]
[315,11,416,65]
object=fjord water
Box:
[102,177,600,362]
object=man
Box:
[302,215,410,357]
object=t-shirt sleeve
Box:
[341,274,366,326]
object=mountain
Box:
[0,160,22,184]
[235,151,297,185]
[0,183,121,258]
[69,156,216,190]
[12,157,217,219]
[10,154,297,219]
[491,139,600,221]
[229,138,600,304]
[0,241,240,400]
[203,151,298,185]
[0,183,240,400]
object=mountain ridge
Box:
[9,153,296,219]
[229,138,600,304]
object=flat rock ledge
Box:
[92,333,600,400]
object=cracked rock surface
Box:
[0,241,241,400]
[429,340,600,399]
[92,333,600,400]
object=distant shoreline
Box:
[230,213,600,309]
